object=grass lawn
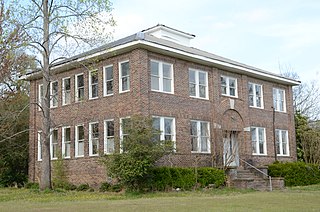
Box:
[0,185,320,211]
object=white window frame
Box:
[119,60,130,93]
[276,129,290,156]
[38,84,43,111]
[273,88,286,112]
[189,69,208,99]
[190,120,211,153]
[75,124,85,157]
[89,122,99,156]
[50,81,58,108]
[248,83,264,109]
[75,73,84,102]
[103,65,114,96]
[150,60,174,94]
[221,76,238,97]
[104,119,115,154]
[62,126,71,159]
[62,77,71,105]
[251,127,267,155]
[89,70,99,99]
[120,117,130,153]
[37,131,42,161]
[50,129,58,160]
[152,116,176,151]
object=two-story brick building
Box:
[27,24,300,187]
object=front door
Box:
[223,131,239,167]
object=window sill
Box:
[151,89,174,95]
[277,154,290,157]
[249,106,264,110]
[221,94,238,99]
[103,94,114,97]
[62,103,71,106]
[119,90,130,94]
[191,151,211,154]
[190,96,209,100]
[274,110,287,114]
[89,97,99,100]
[252,153,268,156]
[75,155,84,158]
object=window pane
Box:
[77,75,84,87]
[151,76,159,90]
[92,84,98,97]
[221,86,227,95]
[256,85,261,96]
[78,88,84,99]
[106,138,114,153]
[78,126,84,140]
[256,97,261,107]
[65,143,70,157]
[122,77,129,91]
[249,95,254,106]
[248,84,253,95]
[164,119,172,135]
[190,121,197,136]
[151,61,159,76]
[153,118,160,131]
[106,81,113,95]
[65,128,71,141]
[191,137,198,151]
[64,78,70,90]
[252,140,257,154]
[92,139,98,155]
[163,78,172,92]
[189,70,196,83]
[163,64,171,78]
[91,71,98,84]
[199,72,206,85]
[106,66,113,80]
[107,121,114,136]
[78,141,84,156]
[201,122,208,137]
[251,128,256,141]
[230,87,235,96]
[189,83,196,96]
[199,85,206,98]
[229,79,235,88]
[221,77,226,86]
[121,62,129,76]
[201,137,208,152]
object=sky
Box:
[109,0,320,83]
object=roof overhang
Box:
[25,38,300,86]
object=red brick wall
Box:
[28,48,297,187]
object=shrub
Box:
[76,184,91,191]
[197,168,225,187]
[25,182,39,189]
[268,162,320,186]
[147,167,225,191]
[99,182,111,192]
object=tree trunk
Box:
[40,0,52,190]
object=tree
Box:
[280,68,320,121]
[102,115,173,190]
[12,0,115,190]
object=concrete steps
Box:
[228,167,284,191]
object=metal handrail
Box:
[239,158,272,191]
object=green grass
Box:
[0,186,319,211]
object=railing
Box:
[239,158,272,191]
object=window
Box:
[37,131,42,161]
[273,88,286,112]
[152,116,176,149]
[119,61,130,93]
[50,129,58,160]
[251,127,266,155]
[189,69,208,99]
[89,70,98,99]
[120,117,130,153]
[248,83,263,108]
[276,129,289,156]
[221,76,237,97]
[62,77,71,105]
[89,122,99,156]
[38,84,43,111]
[150,60,173,93]
[62,127,71,158]
[190,121,210,153]
[103,65,113,96]
[104,120,114,154]
[50,81,58,108]
[75,74,84,102]
[75,125,84,157]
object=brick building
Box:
[27,25,300,187]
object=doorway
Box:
[223,131,239,167]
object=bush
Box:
[25,182,39,189]
[99,182,111,192]
[76,184,91,191]
[268,162,320,186]
[147,167,225,191]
